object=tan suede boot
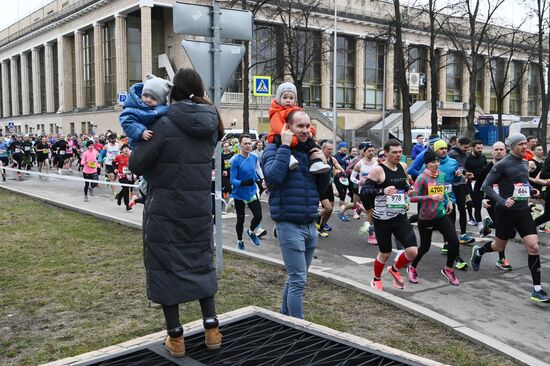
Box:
[164,335,185,357]
[204,327,222,350]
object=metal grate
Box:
[81,315,416,366]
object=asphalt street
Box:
[2,170,549,362]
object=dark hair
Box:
[416,134,424,139]
[171,68,225,139]
[471,139,483,147]
[533,144,543,150]
[458,136,471,145]
[449,136,457,143]
[383,139,402,152]
[108,133,117,140]
[238,134,251,143]
[121,144,130,150]
[527,135,537,141]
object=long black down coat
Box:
[129,99,219,305]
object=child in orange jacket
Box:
[267,82,330,173]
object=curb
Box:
[2,185,548,366]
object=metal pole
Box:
[212,0,223,274]
[260,98,264,133]
[381,42,387,148]
[332,1,337,148]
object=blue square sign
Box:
[253,76,271,97]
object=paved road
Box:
[2,170,549,362]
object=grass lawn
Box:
[0,190,515,366]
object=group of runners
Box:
[0,132,137,210]
[2,129,550,302]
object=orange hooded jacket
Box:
[267,99,315,147]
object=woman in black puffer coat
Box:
[129,68,224,358]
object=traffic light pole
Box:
[212,0,223,275]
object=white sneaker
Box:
[57,168,62,175]
[289,155,299,170]
[309,161,331,174]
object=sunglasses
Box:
[378,154,386,158]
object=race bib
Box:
[428,184,445,196]
[24,146,30,151]
[59,150,65,155]
[444,184,453,194]
[88,162,97,169]
[122,167,130,175]
[14,148,21,153]
[513,183,530,201]
[492,184,499,195]
[42,149,49,154]
[0,150,5,154]
[386,190,406,208]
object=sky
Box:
[0,0,541,33]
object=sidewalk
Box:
[1,171,549,365]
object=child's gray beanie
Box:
[143,74,173,105]
[276,82,297,104]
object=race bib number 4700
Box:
[387,190,406,208]
[513,183,530,201]
[428,185,444,196]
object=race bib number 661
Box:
[513,183,530,201]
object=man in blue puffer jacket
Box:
[119,74,172,148]
[261,110,331,319]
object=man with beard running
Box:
[473,133,549,302]
[362,139,417,291]
[465,140,487,231]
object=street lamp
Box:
[332,1,337,148]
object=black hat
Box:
[86,140,94,147]
[424,150,439,165]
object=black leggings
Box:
[83,173,98,195]
[450,184,467,234]
[235,198,262,240]
[118,177,134,207]
[162,296,216,330]
[534,190,550,227]
[470,187,483,223]
[413,215,459,268]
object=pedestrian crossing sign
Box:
[253,76,271,97]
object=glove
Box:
[240,179,254,186]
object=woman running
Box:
[35,136,51,177]
[408,150,460,286]
[80,140,99,202]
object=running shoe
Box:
[370,279,384,291]
[322,223,332,232]
[247,229,261,247]
[352,213,361,220]
[367,234,378,245]
[407,266,418,284]
[255,227,268,238]
[538,225,550,233]
[236,240,245,251]
[441,244,448,255]
[315,223,321,230]
[359,221,370,236]
[467,219,478,226]
[480,217,493,237]
[338,212,350,222]
[318,229,329,237]
[496,258,513,271]
[58,168,62,175]
[441,266,460,286]
[89,187,94,197]
[530,289,550,303]
[459,234,475,245]
[470,245,482,271]
[387,266,404,289]
[116,193,122,206]
[454,257,469,271]
[129,195,138,208]
[84,195,89,202]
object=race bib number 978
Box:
[387,190,406,208]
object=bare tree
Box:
[485,26,534,141]
[532,0,550,151]
[445,0,506,136]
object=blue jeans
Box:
[276,221,317,319]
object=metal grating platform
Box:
[79,314,418,366]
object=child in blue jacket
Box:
[119,74,172,148]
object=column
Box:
[438,48,447,103]
[461,54,470,104]
[2,60,10,117]
[140,4,153,79]
[320,31,331,109]
[483,57,491,112]
[10,56,20,116]
[57,35,73,113]
[354,37,365,110]
[31,47,41,114]
[20,52,30,115]
[503,59,510,114]
[45,43,55,113]
[385,42,394,109]
[74,30,85,109]
[93,22,105,108]
[425,49,431,100]
[521,62,529,116]
[115,13,128,96]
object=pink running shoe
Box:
[370,279,384,291]
[407,266,418,284]
[387,266,404,289]
[441,266,460,286]
[367,234,378,245]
